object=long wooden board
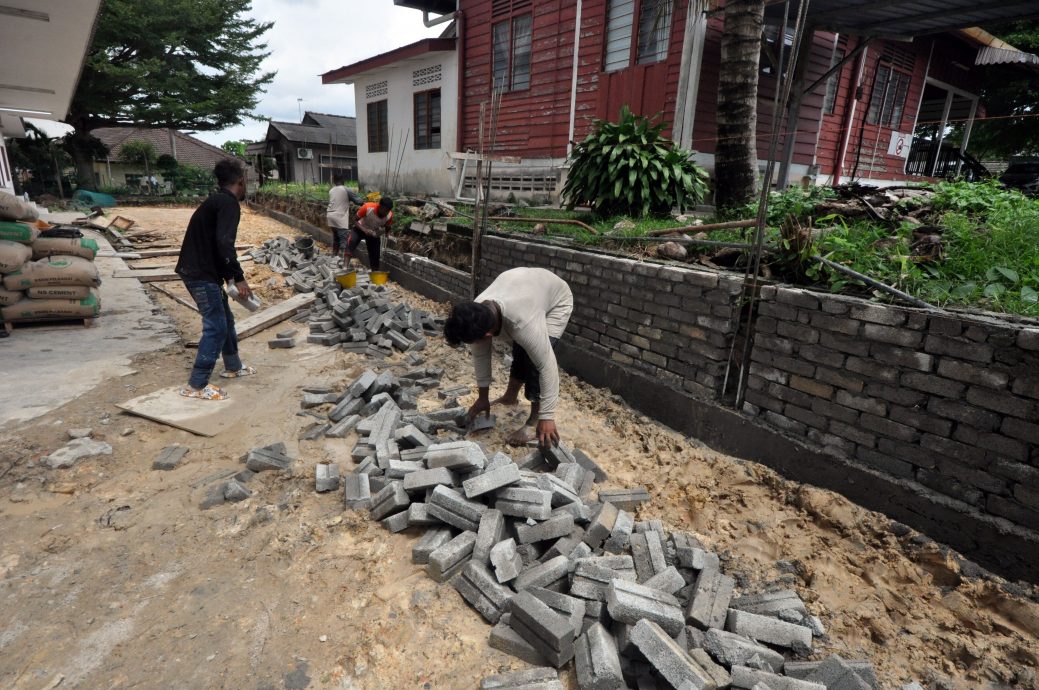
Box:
[124,245,253,259]
[113,268,180,282]
[117,385,245,437]
[182,292,317,347]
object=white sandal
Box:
[220,365,256,379]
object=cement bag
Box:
[27,285,92,300]
[0,287,23,306]
[32,237,99,261]
[1,289,100,322]
[0,191,37,222]
[0,240,32,272]
[2,256,101,290]
[0,221,39,245]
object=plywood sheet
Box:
[117,386,245,437]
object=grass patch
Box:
[259,181,358,202]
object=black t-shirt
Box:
[175,189,245,284]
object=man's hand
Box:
[467,392,491,423]
[235,281,253,300]
[536,419,559,448]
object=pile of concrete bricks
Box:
[248,236,338,290]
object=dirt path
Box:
[0,207,1035,690]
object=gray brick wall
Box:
[477,236,741,399]
[745,285,1039,532]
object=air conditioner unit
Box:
[297,148,313,160]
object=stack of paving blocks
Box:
[282,346,905,688]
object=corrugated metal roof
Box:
[976,47,1039,67]
[268,112,357,147]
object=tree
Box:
[7,124,75,198]
[969,20,1039,160]
[120,140,158,189]
[714,0,766,209]
[64,0,274,187]
[222,140,247,157]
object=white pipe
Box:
[566,0,583,156]
[836,43,869,184]
[423,9,457,28]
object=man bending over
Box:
[444,267,573,446]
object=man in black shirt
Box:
[175,160,254,400]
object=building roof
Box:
[767,0,1039,38]
[392,0,456,15]
[266,112,357,147]
[92,127,238,169]
[321,38,456,84]
[956,28,1039,72]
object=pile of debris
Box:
[237,363,929,690]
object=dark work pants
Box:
[345,228,381,270]
[510,337,560,403]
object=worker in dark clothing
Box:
[344,197,393,270]
[175,159,254,400]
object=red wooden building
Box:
[392,0,1038,197]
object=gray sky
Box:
[31,0,443,147]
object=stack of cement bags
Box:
[0,191,101,324]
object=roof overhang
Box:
[321,38,456,85]
[766,0,1039,38]
[0,114,26,138]
[393,0,457,15]
[0,1,103,121]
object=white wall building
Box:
[322,37,457,197]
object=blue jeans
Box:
[184,280,242,389]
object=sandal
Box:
[179,384,229,400]
[220,366,256,379]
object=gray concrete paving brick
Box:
[299,422,330,441]
[606,579,685,636]
[412,527,453,565]
[516,543,542,567]
[428,484,488,531]
[804,656,874,690]
[407,502,441,526]
[551,500,590,524]
[427,530,477,582]
[542,530,586,562]
[726,609,813,651]
[583,500,620,549]
[630,531,668,583]
[403,467,456,492]
[343,473,372,510]
[452,561,514,624]
[488,622,549,667]
[575,622,625,690]
[326,414,362,438]
[368,475,390,494]
[268,336,297,348]
[480,666,562,690]
[687,564,735,630]
[276,328,298,339]
[484,452,514,472]
[644,565,686,595]
[598,486,651,511]
[899,684,926,690]
[570,559,638,602]
[223,479,251,502]
[536,473,581,507]
[153,445,190,470]
[328,395,363,423]
[529,587,586,640]
[369,481,411,521]
[463,462,522,498]
[380,510,411,533]
[603,509,635,554]
[424,440,487,471]
[473,509,506,564]
[361,392,395,417]
[540,442,576,467]
[785,660,878,689]
[553,462,585,491]
[629,619,717,690]
[509,590,576,667]
[731,589,808,617]
[515,555,570,591]
[689,649,731,689]
[426,406,468,425]
[517,513,574,545]
[572,448,608,482]
[490,537,524,583]
[301,392,331,409]
[517,449,551,472]
[315,463,340,493]
[729,667,825,690]
[495,486,553,520]
[394,423,432,449]
[245,446,291,472]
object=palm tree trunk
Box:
[715,0,765,209]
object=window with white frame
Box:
[492,14,532,91]
[604,0,674,72]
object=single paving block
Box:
[605,579,685,636]
[598,487,651,511]
[629,619,718,690]
[729,667,825,690]
[509,590,577,668]
[223,479,252,502]
[452,561,514,624]
[245,445,292,472]
[529,587,586,641]
[488,622,548,667]
[343,473,372,510]
[490,537,524,583]
[315,463,340,493]
[644,565,686,595]
[424,440,487,472]
[805,655,874,690]
[427,484,487,531]
[536,473,581,507]
[785,660,878,689]
[152,445,190,470]
[731,589,809,618]
[479,667,562,690]
[570,559,637,602]
[407,502,441,527]
[630,530,668,583]
[473,509,506,564]
[469,413,497,433]
[380,510,411,533]
[403,467,456,493]
[428,530,477,582]
[517,513,575,545]
[689,649,731,689]
[495,486,553,520]
[726,609,813,651]
[369,481,411,521]
[326,414,362,439]
[463,462,522,498]
[687,563,735,630]
[412,527,453,565]
[583,500,620,549]
[514,555,570,592]
[575,622,625,690]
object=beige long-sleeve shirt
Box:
[326,185,351,229]
[471,268,573,420]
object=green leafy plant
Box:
[562,106,709,217]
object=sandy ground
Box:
[0,207,1036,689]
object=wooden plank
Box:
[123,245,252,259]
[117,386,246,437]
[113,268,180,282]
[234,292,317,340]
[148,284,198,312]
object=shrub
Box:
[562,106,709,217]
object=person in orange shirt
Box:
[345,197,393,270]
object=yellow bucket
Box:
[335,271,357,289]
[370,271,389,286]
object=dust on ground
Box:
[0,207,1036,689]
